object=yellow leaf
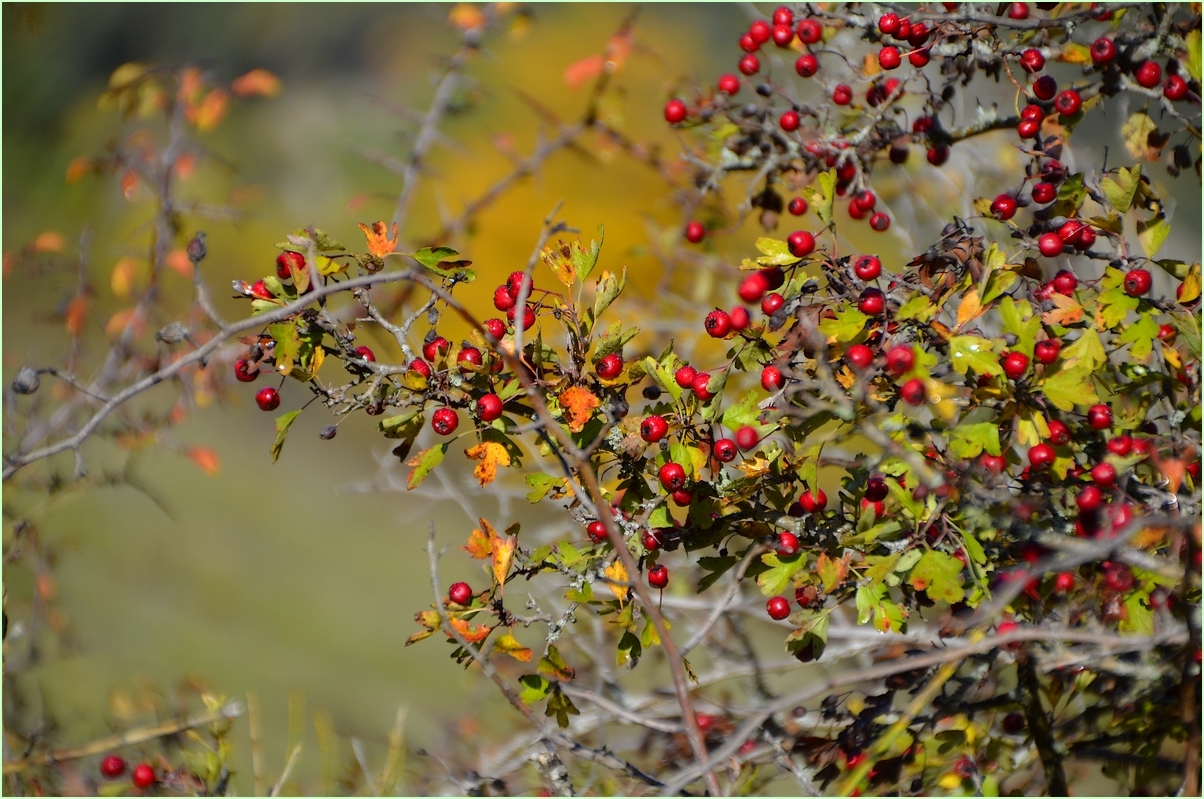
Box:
[1120,112,1162,161]
[956,288,983,330]
[109,62,148,89]
[1180,265,1201,304]
[492,534,516,588]
[358,221,398,258]
[230,68,281,98]
[1163,342,1183,371]
[465,441,511,487]
[110,257,139,299]
[924,378,961,424]
[493,633,533,662]
[449,3,485,30]
[195,88,229,132]
[461,525,493,559]
[603,559,630,604]
[734,456,773,478]
[559,385,600,432]
[540,240,577,286]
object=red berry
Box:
[1032,74,1057,101]
[705,309,732,338]
[132,764,156,790]
[776,532,800,557]
[659,462,687,492]
[787,197,808,215]
[100,755,127,780]
[493,285,516,311]
[449,581,473,605]
[861,497,886,517]
[926,146,949,166]
[869,212,891,231]
[980,454,1007,474]
[1135,60,1162,89]
[1091,461,1117,488]
[761,365,784,392]
[1123,268,1151,297]
[643,529,664,551]
[506,270,533,299]
[1038,232,1063,257]
[886,344,915,375]
[767,596,791,620]
[773,6,794,27]
[477,393,503,422]
[596,353,624,380]
[760,267,785,290]
[648,564,669,589]
[736,426,760,450]
[685,220,706,244]
[1107,435,1133,456]
[1002,351,1029,380]
[457,346,482,371]
[409,358,431,379]
[761,292,785,315]
[717,73,741,95]
[482,318,506,341]
[878,13,900,35]
[1054,571,1075,592]
[780,109,801,131]
[1053,89,1081,116]
[641,415,669,442]
[587,521,607,543]
[896,19,913,39]
[909,48,931,67]
[796,18,822,44]
[1008,2,1029,19]
[671,488,693,506]
[738,272,770,303]
[749,20,771,44]
[1017,119,1040,139]
[675,365,697,389]
[1090,37,1116,65]
[912,115,935,134]
[1052,269,1077,295]
[713,438,737,462]
[900,377,925,405]
[729,305,750,330]
[1087,404,1112,430]
[865,475,889,502]
[276,251,305,280]
[1165,74,1189,101]
[847,344,874,370]
[787,230,815,258]
[800,488,827,512]
[352,345,376,363]
[507,304,537,331]
[739,54,761,76]
[907,22,930,46]
[1020,48,1045,74]
[879,46,901,70]
[859,288,885,316]
[990,194,1018,220]
[692,372,714,401]
[740,33,758,53]
[772,24,795,47]
[1028,442,1055,468]
[832,84,853,105]
[1077,485,1104,513]
[854,191,876,212]
[432,408,459,435]
[250,279,274,300]
[795,54,819,77]
[1032,182,1056,204]
[854,254,882,281]
[1104,563,1134,591]
[256,386,280,411]
[234,358,259,383]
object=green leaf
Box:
[1041,365,1100,412]
[784,610,829,661]
[1118,314,1160,360]
[895,294,937,322]
[754,237,802,266]
[525,473,567,503]
[1096,287,1140,329]
[1155,259,1193,280]
[907,550,965,604]
[948,335,1000,377]
[379,408,424,440]
[863,553,901,586]
[406,443,448,490]
[797,442,822,494]
[592,321,639,363]
[640,618,661,648]
[617,630,642,667]
[545,687,579,728]
[721,390,768,434]
[270,410,302,463]
[1188,28,1202,82]
[818,306,869,343]
[1100,165,1140,213]
[565,581,593,603]
[948,422,1001,459]
[518,673,552,704]
[556,541,586,568]
[696,555,739,593]
[640,355,682,403]
[1137,216,1170,258]
[756,552,804,596]
[803,169,837,227]
[1119,593,1154,635]
[574,225,604,283]
[982,269,1019,306]
[586,266,627,337]
[855,584,907,633]
[1061,329,1107,372]
[1050,172,1087,218]
[411,246,458,269]
[999,297,1040,357]
[538,644,575,682]
[668,441,708,479]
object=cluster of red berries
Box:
[100,755,156,790]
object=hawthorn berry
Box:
[1002,351,1029,380]
[493,285,516,312]
[1090,36,1116,65]
[861,497,887,517]
[886,344,915,375]
[1017,118,1040,139]
[909,47,931,67]
[980,454,1007,474]
[424,336,450,361]
[858,288,885,316]
[854,254,882,281]
[1135,60,1162,89]
[1032,182,1056,204]
[738,272,770,303]
[1054,571,1075,592]
[767,596,791,620]
[1020,48,1045,73]
[1091,462,1117,488]
[684,220,706,243]
[1038,233,1064,257]
[761,292,785,315]
[596,353,623,380]
[457,346,482,370]
[1029,442,1055,469]
[848,344,874,370]
[483,318,506,341]
[250,279,274,300]
[1087,404,1112,430]
[787,230,815,257]
[900,377,925,405]
[990,194,1018,220]
[234,358,259,382]
[1077,484,1104,512]
[761,365,784,391]
[1107,435,1133,457]
[132,764,156,790]
[409,358,432,379]
[796,18,822,44]
[926,146,950,166]
[749,19,771,44]
[799,488,827,512]
[506,270,533,298]
[739,53,761,75]
[1123,268,1151,296]
[648,564,669,589]
[717,73,741,95]
[780,110,801,131]
[907,22,930,46]
[848,201,867,221]
[795,54,819,77]
[854,191,876,212]
[704,309,732,338]
[878,12,900,35]
[865,475,889,502]
[1052,269,1078,295]
[869,212,891,231]
[832,84,853,105]
[735,426,760,450]
[1074,225,1095,251]
[432,408,458,435]
[1047,419,1070,446]
[879,46,901,70]
[449,582,473,605]
[276,251,305,280]
[692,373,714,401]
[256,386,280,411]
[675,365,697,389]
[1165,74,1189,101]
[671,488,693,506]
[659,462,687,492]
[1002,711,1026,734]
[643,529,664,551]
[477,393,504,422]
[739,33,758,53]
[641,415,669,442]
[587,521,607,543]
[773,6,794,26]
[760,267,785,290]
[713,438,738,462]
[787,197,808,215]
[1007,2,1029,19]
[507,303,537,331]
[1053,89,1081,116]
[1104,563,1134,591]
[729,305,750,330]
[1031,76,1057,104]
[100,755,127,780]
[772,24,794,47]
[776,532,801,557]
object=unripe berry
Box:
[100,755,127,780]
[736,426,760,450]
[704,309,732,338]
[900,377,925,405]
[847,344,874,370]
[1087,404,1112,430]
[795,54,819,77]
[767,596,791,620]
[787,230,815,258]
[648,564,669,588]
[596,353,624,380]
[685,220,706,243]
[641,415,669,443]
[717,73,741,95]
[886,344,914,375]
[659,462,687,491]
[854,254,882,280]
[1038,232,1063,257]
[1032,182,1056,204]
[713,438,738,462]
[477,393,504,422]
[1028,442,1055,469]
[449,582,473,605]
[760,266,785,290]
[1090,36,1116,65]
[256,386,280,411]
[1135,60,1162,89]
[1123,268,1151,297]
[990,194,1018,220]
[1002,351,1029,380]
[761,365,784,392]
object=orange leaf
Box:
[604,28,633,70]
[178,67,203,104]
[449,3,485,30]
[65,296,89,336]
[105,308,144,339]
[564,54,604,89]
[559,385,600,433]
[357,221,398,257]
[231,68,281,98]
[186,446,220,476]
[492,534,516,588]
[166,249,193,277]
[462,525,493,559]
[493,633,533,662]
[448,616,491,644]
[465,441,511,486]
[173,152,196,181]
[1041,293,1084,326]
[33,231,65,253]
[120,169,139,201]
[195,89,229,132]
[66,157,92,183]
[956,288,983,330]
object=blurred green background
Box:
[4,3,1200,794]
